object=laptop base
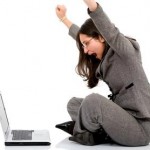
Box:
[5,141,51,146]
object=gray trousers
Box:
[67,93,150,146]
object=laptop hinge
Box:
[5,126,11,140]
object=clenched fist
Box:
[55,5,67,20]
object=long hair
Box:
[76,18,103,88]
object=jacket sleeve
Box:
[88,4,140,58]
[69,24,80,40]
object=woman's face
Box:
[79,34,105,60]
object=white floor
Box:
[0,88,150,150]
[0,127,150,150]
[0,0,150,150]
[2,138,150,150]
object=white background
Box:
[0,0,150,149]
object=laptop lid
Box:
[0,93,10,140]
[0,93,51,146]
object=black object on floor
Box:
[55,121,75,135]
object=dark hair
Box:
[76,18,103,88]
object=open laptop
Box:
[0,93,51,146]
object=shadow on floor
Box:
[55,137,150,150]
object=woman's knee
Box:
[82,93,105,109]
[67,97,83,112]
[78,93,105,130]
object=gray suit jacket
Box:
[68,5,150,119]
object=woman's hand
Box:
[55,5,67,20]
[55,4,73,29]
[83,0,98,11]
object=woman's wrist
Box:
[60,16,67,22]
[59,16,73,29]
[84,0,98,12]
[88,2,98,12]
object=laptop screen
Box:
[0,93,10,138]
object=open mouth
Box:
[86,53,98,59]
[91,53,97,57]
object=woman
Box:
[55,0,150,146]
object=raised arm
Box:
[55,5,80,40]
[55,5,72,29]
[83,0,140,57]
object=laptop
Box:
[0,93,51,146]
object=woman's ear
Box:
[99,36,105,43]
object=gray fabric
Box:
[68,3,150,146]
[69,24,79,40]
[67,97,83,121]
[67,95,149,146]
[90,5,150,120]
[69,4,150,120]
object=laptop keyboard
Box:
[11,130,34,140]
